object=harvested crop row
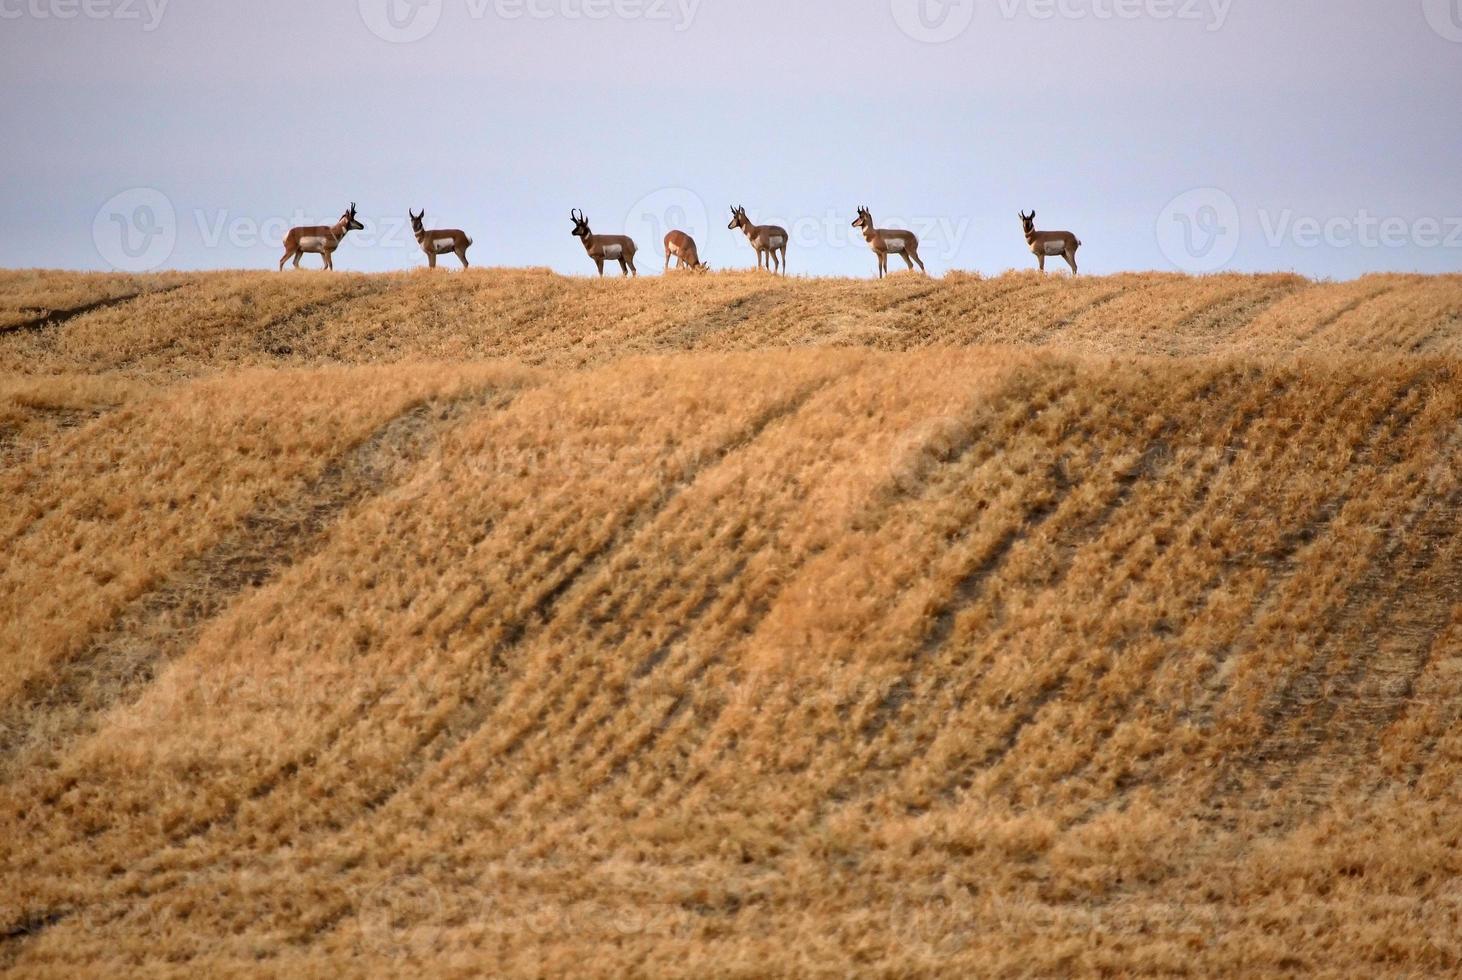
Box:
[3,351,1458,976]
[2,271,1459,383]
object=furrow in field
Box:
[0,388,512,790]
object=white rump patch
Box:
[765,236,785,249]
[883,237,907,253]
[433,238,457,252]
[298,236,328,252]
[602,244,624,260]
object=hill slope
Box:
[2,270,1460,976]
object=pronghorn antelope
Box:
[663,230,708,271]
[727,206,788,275]
[570,209,638,276]
[852,206,926,278]
[409,209,473,269]
[279,203,364,271]
[1020,210,1081,274]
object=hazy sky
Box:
[2,0,1459,277]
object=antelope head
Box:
[570,209,591,240]
[727,206,749,232]
[852,206,873,231]
[342,203,364,232]
[410,209,425,233]
[1019,210,1036,235]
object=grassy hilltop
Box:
[1,268,1459,976]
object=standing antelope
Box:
[727,206,788,275]
[1020,210,1081,274]
[279,203,364,271]
[570,209,638,276]
[663,230,708,271]
[410,209,473,269]
[852,206,926,278]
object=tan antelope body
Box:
[663,230,708,271]
[1020,210,1081,274]
[852,206,926,278]
[279,203,364,271]
[410,210,472,269]
[728,206,788,275]
[571,209,638,276]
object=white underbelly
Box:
[299,236,329,252]
[432,238,457,253]
[601,244,624,259]
[882,237,907,253]
[1042,241,1068,256]
[764,235,785,249]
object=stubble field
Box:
[1,267,1459,976]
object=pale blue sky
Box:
[2,0,1459,277]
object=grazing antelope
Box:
[1020,210,1081,275]
[279,203,364,271]
[663,230,708,271]
[852,206,926,278]
[409,209,473,269]
[727,206,788,275]
[570,209,638,276]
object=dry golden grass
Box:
[0,269,1459,977]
